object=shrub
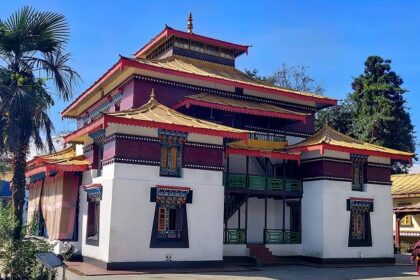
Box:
[0,204,56,279]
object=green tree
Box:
[316,56,416,173]
[0,6,79,241]
[350,56,415,172]
[246,64,325,95]
[315,100,354,135]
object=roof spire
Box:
[187,12,193,34]
[150,88,156,101]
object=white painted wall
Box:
[227,198,291,244]
[301,180,325,258]
[79,164,114,262]
[106,163,224,263]
[302,180,394,259]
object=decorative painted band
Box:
[103,157,225,171]
[301,157,392,167]
[302,176,352,182]
[184,142,224,150]
[367,162,392,168]
[103,157,160,166]
[301,157,350,164]
[244,125,312,138]
[366,180,392,185]
[105,133,160,144]
[107,133,224,149]
[184,163,224,171]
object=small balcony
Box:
[224,228,301,244]
[264,229,301,244]
[223,173,302,194]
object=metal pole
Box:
[264,195,267,244]
[246,156,249,189]
[238,200,241,230]
[283,197,286,243]
[245,195,249,244]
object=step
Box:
[246,244,280,266]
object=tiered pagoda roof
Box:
[26,145,89,179]
[134,25,250,59]
[173,92,309,122]
[288,124,413,161]
[391,173,420,198]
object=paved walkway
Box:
[59,264,419,280]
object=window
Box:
[351,154,367,191]
[174,37,189,49]
[84,185,102,246]
[96,142,104,177]
[347,199,373,247]
[157,206,183,239]
[87,201,100,243]
[150,186,192,248]
[159,130,186,177]
[190,40,205,53]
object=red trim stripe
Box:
[63,118,105,143]
[288,143,412,162]
[25,164,89,177]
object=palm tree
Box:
[0,6,79,240]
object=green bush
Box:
[0,204,56,279]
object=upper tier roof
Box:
[134,26,250,59]
[62,56,336,118]
[288,124,413,161]
[173,92,309,122]
[392,173,420,197]
[64,91,250,143]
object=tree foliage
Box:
[246,64,325,95]
[0,204,54,279]
[0,6,79,241]
[316,56,416,173]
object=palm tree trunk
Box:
[11,148,27,241]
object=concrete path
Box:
[58,264,419,280]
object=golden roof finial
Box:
[187,12,193,34]
[150,88,156,101]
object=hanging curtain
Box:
[40,174,63,239]
[27,180,43,226]
[58,173,79,240]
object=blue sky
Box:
[1,1,420,153]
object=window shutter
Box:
[160,146,168,169]
[170,146,178,171]
[158,207,167,232]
